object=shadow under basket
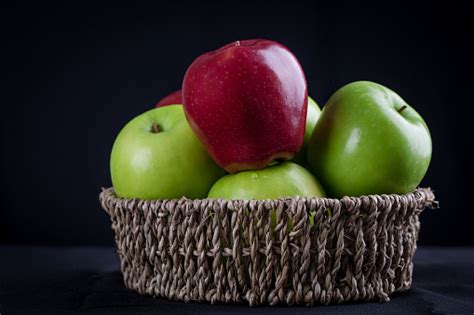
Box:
[99,187,437,306]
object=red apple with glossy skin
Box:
[155,90,182,108]
[182,39,308,173]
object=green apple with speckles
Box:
[292,96,321,166]
[208,162,325,200]
[110,105,225,199]
[307,81,432,198]
[208,162,326,226]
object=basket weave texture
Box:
[99,187,436,306]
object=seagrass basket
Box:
[99,187,437,306]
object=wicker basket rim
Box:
[100,186,437,206]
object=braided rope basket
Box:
[99,187,437,306]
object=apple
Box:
[182,39,308,173]
[155,90,182,107]
[208,161,326,227]
[110,105,224,199]
[307,81,432,198]
[292,96,321,165]
[208,161,325,200]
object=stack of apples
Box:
[110,39,432,202]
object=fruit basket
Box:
[99,187,437,306]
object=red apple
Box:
[182,39,308,173]
[155,90,182,108]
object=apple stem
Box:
[398,105,408,113]
[151,122,160,133]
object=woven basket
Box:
[99,187,437,306]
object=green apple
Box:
[292,96,321,165]
[307,81,432,198]
[208,161,326,227]
[207,161,325,200]
[110,105,225,199]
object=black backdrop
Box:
[1,1,473,246]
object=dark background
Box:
[1,1,472,246]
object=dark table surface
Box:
[0,246,473,315]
